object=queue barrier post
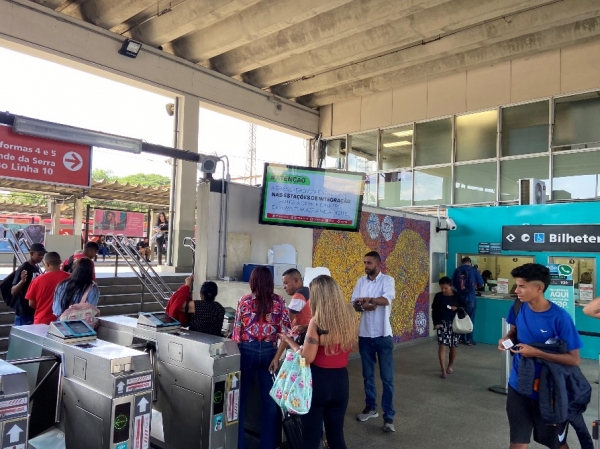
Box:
[488,318,511,395]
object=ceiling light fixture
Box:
[118,39,143,58]
[12,116,143,154]
[383,141,412,148]
[392,130,413,138]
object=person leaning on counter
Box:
[583,297,600,318]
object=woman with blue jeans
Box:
[233,266,290,449]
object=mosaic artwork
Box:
[313,211,430,343]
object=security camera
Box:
[446,218,457,231]
[165,103,175,116]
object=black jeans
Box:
[301,365,349,449]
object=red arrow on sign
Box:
[63,152,83,171]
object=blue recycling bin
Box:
[242,264,274,282]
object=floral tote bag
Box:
[269,350,313,415]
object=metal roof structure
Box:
[24,0,600,108]
[0,179,170,208]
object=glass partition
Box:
[414,166,451,205]
[454,162,497,204]
[548,256,596,301]
[458,255,536,293]
[501,101,549,157]
[552,151,600,200]
[456,110,498,161]
[381,125,412,170]
[500,156,549,202]
[348,131,378,172]
[415,118,452,166]
[379,170,412,208]
[554,92,600,149]
[323,138,346,169]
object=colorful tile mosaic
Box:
[313,212,431,343]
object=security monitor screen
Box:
[66,321,94,335]
[153,313,178,324]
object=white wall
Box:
[205,182,313,280]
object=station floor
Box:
[264,339,599,449]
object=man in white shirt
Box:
[352,251,396,433]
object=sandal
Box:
[446,367,453,374]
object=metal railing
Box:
[106,234,173,309]
[2,229,44,273]
[183,237,195,253]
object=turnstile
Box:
[7,320,153,449]
[97,312,241,449]
[0,359,29,448]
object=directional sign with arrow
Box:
[1,418,27,448]
[117,381,125,395]
[137,396,149,414]
[133,393,152,449]
[63,151,83,171]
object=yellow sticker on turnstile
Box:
[225,372,240,425]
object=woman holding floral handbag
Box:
[278,275,358,449]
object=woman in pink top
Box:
[279,275,358,449]
[233,266,290,449]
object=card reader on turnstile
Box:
[137,312,180,332]
[47,320,97,343]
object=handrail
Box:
[106,234,172,308]
[182,237,195,253]
[3,229,45,273]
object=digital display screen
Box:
[54,323,69,335]
[152,313,178,325]
[213,381,225,415]
[259,163,365,232]
[113,402,131,443]
[66,321,94,335]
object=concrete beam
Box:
[0,0,318,136]
[209,0,453,77]
[79,0,156,29]
[242,0,560,89]
[29,0,64,9]
[125,0,261,47]
[274,0,600,98]
[298,17,600,107]
[170,0,353,63]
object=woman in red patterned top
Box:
[233,266,290,449]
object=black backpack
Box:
[0,271,17,308]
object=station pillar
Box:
[168,94,199,272]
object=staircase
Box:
[0,274,187,357]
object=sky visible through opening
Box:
[0,46,307,185]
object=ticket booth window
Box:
[458,255,535,292]
[548,256,595,300]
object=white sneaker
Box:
[356,408,379,422]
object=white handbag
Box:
[452,308,473,334]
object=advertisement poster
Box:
[545,279,575,322]
[93,209,145,237]
[259,163,365,231]
[0,222,46,253]
[0,125,91,188]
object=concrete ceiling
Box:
[33,0,600,109]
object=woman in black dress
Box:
[154,212,168,265]
[431,276,466,378]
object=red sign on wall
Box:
[0,125,91,187]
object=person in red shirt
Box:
[27,252,70,325]
[62,241,98,280]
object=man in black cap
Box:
[11,243,46,326]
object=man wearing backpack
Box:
[452,257,484,345]
[10,243,46,326]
